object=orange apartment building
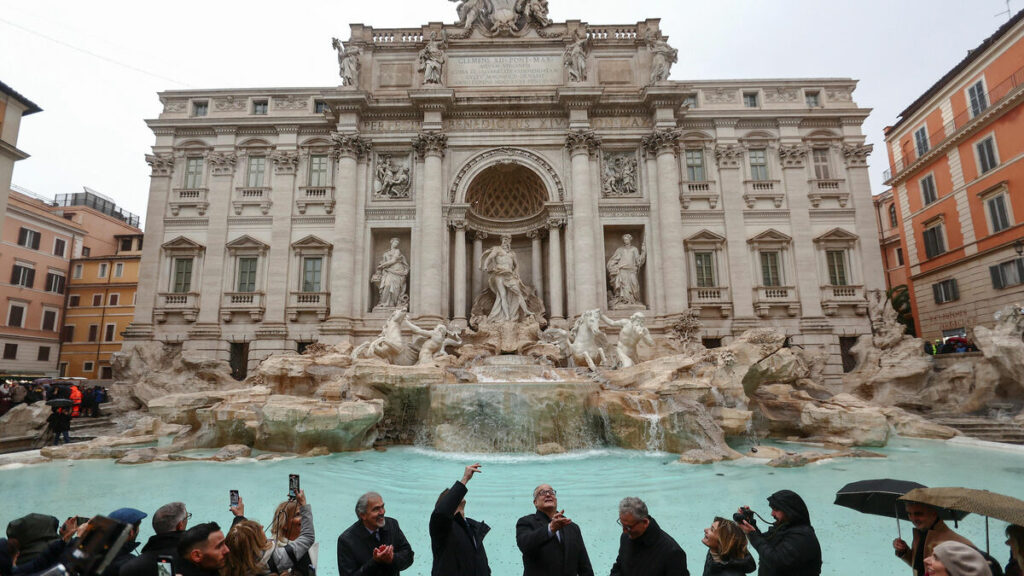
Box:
[873,189,909,292]
[883,9,1024,340]
[59,234,142,378]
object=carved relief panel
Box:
[373,153,414,200]
[601,151,640,198]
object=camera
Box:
[733,506,755,526]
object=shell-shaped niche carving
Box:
[466,164,547,221]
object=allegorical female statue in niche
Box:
[607,233,646,308]
[472,234,546,325]
[372,238,409,309]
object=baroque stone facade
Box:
[126,6,883,384]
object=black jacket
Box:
[609,517,688,576]
[101,540,139,576]
[702,551,756,576]
[429,481,490,576]
[746,490,821,576]
[176,559,220,576]
[11,538,67,575]
[119,532,182,576]
[337,517,414,576]
[515,510,594,576]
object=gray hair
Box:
[618,497,648,520]
[152,502,188,534]
[532,484,551,498]
[355,492,382,516]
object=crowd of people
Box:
[1,464,1021,576]
[0,379,110,446]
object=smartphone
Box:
[156,555,174,576]
[288,474,300,500]
[230,490,239,508]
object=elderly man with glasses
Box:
[516,484,594,576]
[610,497,688,576]
[120,503,191,576]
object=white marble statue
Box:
[351,309,407,363]
[405,318,463,365]
[418,32,447,85]
[450,0,487,30]
[481,234,536,322]
[372,238,409,309]
[374,155,411,199]
[568,309,609,371]
[606,234,646,308]
[602,311,655,368]
[563,33,588,83]
[646,33,677,83]
[517,0,550,27]
[332,38,361,87]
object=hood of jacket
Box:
[767,490,811,526]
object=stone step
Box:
[927,416,1024,446]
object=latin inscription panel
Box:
[448,55,563,87]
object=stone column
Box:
[193,147,236,352]
[546,218,565,319]
[472,231,486,301]
[528,229,543,297]
[452,221,468,324]
[565,129,602,312]
[125,152,176,340]
[263,150,299,326]
[843,143,885,291]
[413,131,448,321]
[714,143,754,319]
[779,144,824,317]
[326,132,371,328]
[643,129,687,312]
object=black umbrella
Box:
[835,479,969,539]
[46,398,74,408]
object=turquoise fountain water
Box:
[2,437,1022,576]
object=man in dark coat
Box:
[102,508,148,576]
[429,464,490,576]
[738,490,821,576]
[120,502,190,576]
[6,514,59,564]
[337,491,414,576]
[516,483,593,576]
[176,522,229,576]
[610,497,688,576]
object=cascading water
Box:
[622,394,665,452]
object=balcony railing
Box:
[287,291,330,321]
[221,291,266,322]
[233,187,272,215]
[689,286,730,303]
[296,186,335,215]
[680,180,719,209]
[807,179,849,208]
[887,63,1024,182]
[753,285,799,317]
[155,292,199,323]
[743,180,784,208]
[169,188,210,216]
[820,284,867,316]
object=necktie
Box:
[374,530,381,542]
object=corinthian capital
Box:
[777,144,809,169]
[413,131,448,159]
[842,143,873,167]
[713,144,744,169]
[145,153,175,177]
[642,129,681,156]
[207,151,238,176]
[565,129,601,156]
[270,151,299,174]
[330,132,372,159]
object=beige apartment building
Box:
[126,3,883,384]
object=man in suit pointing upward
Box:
[516,483,594,576]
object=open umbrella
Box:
[901,487,1024,552]
[835,479,968,539]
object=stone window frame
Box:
[53,237,66,258]
[747,229,794,289]
[919,172,938,206]
[40,306,59,332]
[932,278,959,304]
[974,132,1000,175]
[251,98,269,115]
[913,125,930,157]
[114,262,124,278]
[191,99,209,117]
[6,300,27,328]
[161,237,206,295]
[298,138,335,188]
[965,77,989,118]
[83,360,94,373]
[739,132,777,182]
[921,216,947,260]
[813,228,861,288]
[979,182,1013,236]
[680,132,714,183]
[290,235,333,294]
[742,91,760,108]
[804,89,822,108]
[224,235,270,295]
[44,269,66,294]
[684,229,728,289]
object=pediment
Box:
[226,235,270,252]
[685,229,726,245]
[161,236,205,252]
[814,228,859,243]
[291,235,333,250]
[748,229,792,244]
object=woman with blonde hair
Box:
[701,516,755,576]
[223,491,315,576]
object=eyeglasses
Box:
[617,518,647,531]
[186,512,192,520]
[536,489,557,498]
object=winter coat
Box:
[12,538,69,575]
[702,551,756,576]
[101,539,140,576]
[609,516,688,576]
[898,519,974,576]
[119,531,183,576]
[515,510,594,576]
[746,490,821,576]
[336,517,414,576]
[429,481,491,576]
[5,514,59,564]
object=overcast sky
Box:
[1,0,1018,228]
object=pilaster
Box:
[566,129,602,313]
[643,128,687,313]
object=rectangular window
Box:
[192,100,208,117]
[120,237,133,252]
[932,279,959,304]
[694,252,716,287]
[7,303,25,328]
[743,92,758,108]
[977,136,998,174]
[237,257,258,292]
[760,251,782,286]
[98,263,108,278]
[253,100,268,115]
[54,238,66,257]
[45,272,65,294]
[69,295,80,307]
[896,247,904,266]
[17,227,41,249]
[37,346,50,362]
[968,80,988,117]
[41,309,57,332]
[109,293,120,306]
[920,175,938,205]
[73,264,83,279]
[92,293,102,306]
[10,264,34,288]
[83,361,94,373]
[184,157,204,189]
[82,247,90,257]
[314,100,327,113]
[246,156,266,187]
[88,325,99,342]
[990,258,1024,289]
[61,325,74,343]
[2,344,16,360]
[805,91,820,107]
[309,155,329,186]
[889,205,898,228]
[923,223,946,259]
[749,149,768,181]
[812,148,831,179]
[914,126,929,157]
[986,194,1011,233]
[682,94,698,108]
[104,324,116,342]
[685,149,705,181]
[826,250,848,285]
[302,257,323,292]
[114,262,124,278]
[173,258,194,293]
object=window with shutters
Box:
[914,126,929,157]
[237,257,258,292]
[92,294,102,306]
[104,324,116,342]
[2,344,16,360]
[920,174,938,205]
[53,238,66,257]
[88,325,99,342]
[826,250,849,286]
[967,79,988,118]
[7,303,26,328]
[932,279,959,304]
[11,264,34,288]
[694,252,716,287]
[61,325,75,342]
[990,257,1024,289]
[17,227,41,250]
[37,346,50,362]
[45,272,65,294]
[69,295,80,307]
[41,309,57,331]
[760,251,782,286]
[172,258,194,293]
[109,293,120,306]
[976,135,998,174]
[923,222,946,259]
[984,193,1011,234]
[98,263,108,278]
[114,262,124,278]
